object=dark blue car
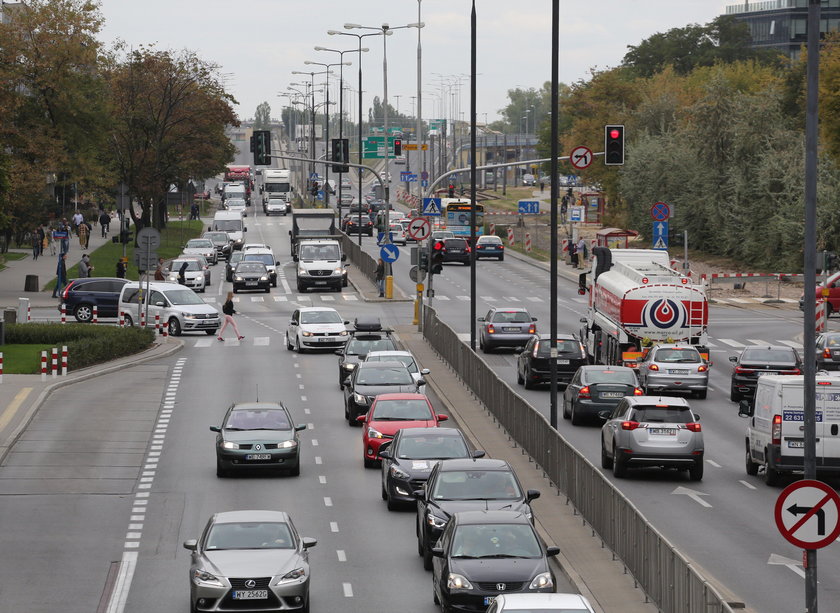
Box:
[59,277,130,322]
[475,235,505,261]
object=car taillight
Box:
[487,324,495,334]
[683,423,702,432]
[633,387,644,396]
[528,325,536,334]
[621,421,640,431]
[648,364,659,371]
[499,245,504,249]
[578,386,591,399]
[783,368,801,375]
[771,414,782,445]
[62,282,74,300]
[465,246,471,253]
[824,348,832,358]
[734,366,754,374]
[697,364,708,372]
[477,245,484,249]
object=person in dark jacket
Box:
[52,253,67,298]
[375,258,385,297]
[99,211,111,237]
[177,261,188,285]
[217,291,244,341]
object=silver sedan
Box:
[636,344,709,399]
[184,510,317,612]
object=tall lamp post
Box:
[328,28,388,246]
[304,61,349,209]
[292,69,331,199]
[314,45,368,220]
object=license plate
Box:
[649,428,677,436]
[757,371,777,377]
[668,369,690,375]
[315,281,327,285]
[246,282,258,286]
[233,590,268,600]
[245,454,271,460]
[484,597,496,606]
[319,337,334,342]
[557,359,570,364]
[503,327,520,332]
[449,249,462,253]
[788,440,805,448]
[601,391,624,398]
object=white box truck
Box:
[262,169,292,204]
[739,374,840,485]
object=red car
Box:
[357,393,448,467]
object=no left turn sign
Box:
[407,217,431,241]
[774,479,840,549]
[569,146,593,170]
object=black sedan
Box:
[210,402,307,477]
[378,427,484,511]
[342,361,424,425]
[232,261,271,293]
[516,334,587,389]
[343,214,374,236]
[431,510,559,612]
[562,365,642,425]
[225,251,244,282]
[336,328,398,389]
[729,345,802,401]
[415,458,540,571]
[441,238,472,265]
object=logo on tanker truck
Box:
[622,298,691,339]
[643,299,684,329]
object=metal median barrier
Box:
[422,306,736,613]
[339,233,377,286]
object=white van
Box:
[118,282,221,336]
[739,374,840,485]
[210,210,247,250]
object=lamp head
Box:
[344,23,360,29]
[314,46,326,51]
[327,30,341,35]
[360,47,369,53]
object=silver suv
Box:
[599,396,704,481]
[636,344,709,399]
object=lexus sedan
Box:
[431,511,559,612]
[184,510,316,612]
[211,402,306,477]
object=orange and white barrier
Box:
[525,233,532,253]
[41,351,47,381]
[507,227,515,247]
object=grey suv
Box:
[637,344,709,399]
[599,396,704,481]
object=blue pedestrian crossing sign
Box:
[422,197,442,216]
[380,243,400,263]
[652,221,669,250]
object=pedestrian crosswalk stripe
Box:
[777,340,804,349]
[204,297,218,303]
[343,295,358,300]
[274,296,288,302]
[219,338,240,346]
[254,337,270,346]
[321,296,335,301]
[251,296,265,302]
[705,341,717,347]
[232,297,241,303]
[718,338,745,348]
[503,296,521,302]
[526,297,543,302]
[747,339,770,347]
[481,296,496,301]
[194,339,213,347]
[436,295,450,301]
[297,295,311,301]
[456,295,469,301]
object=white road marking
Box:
[342,582,353,597]
[503,296,521,302]
[778,340,804,349]
[343,295,358,300]
[481,296,497,301]
[104,551,138,613]
[301,395,307,401]
[322,295,335,301]
[706,460,721,468]
[456,295,470,301]
[337,550,347,562]
[739,480,757,490]
[436,295,450,300]
[312,439,319,446]
[274,295,289,302]
[526,297,543,302]
[281,277,292,294]
[250,296,265,303]
[194,338,213,348]
[232,297,241,303]
[456,333,471,342]
[319,475,327,484]
[298,384,305,390]
[324,497,333,507]
[308,423,314,429]
[303,408,310,414]
[330,522,339,532]
[747,339,770,346]
[315,456,322,464]
[253,337,269,346]
[297,295,311,301]
[718,338,745,348]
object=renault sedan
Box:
[183,510,316,612]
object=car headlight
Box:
[260,276,268,281]
[234,276,243,281]
[222,441,240,450]
[353,393,368,405]
[333,267,342,274]
[529,571,554,590]
[298,268,308,276]
[338,330,349,337]
[301,331,313,337]
[183,313,197,319]
[367,427,384,439]
[193,569,224,587]
[389,465,409,479]
[273,567,307,585]
[277,439,298,449]
[426,511,447,529]
[447,573,473,590]
[343,362,356,370]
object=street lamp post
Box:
[292,70,331,201]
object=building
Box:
[725,0,840,60]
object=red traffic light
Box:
[609,128,621,139]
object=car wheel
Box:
[422,542,433,571]
[74,303,93,323]
[695,389,707,400]
[123,314,134,327]
[264,287,270,293]
[562,396,571,419]
[215,458,227,478]
[729,385,741,402]
[570,402,583,426]
[600,440,613,469]
[433,590,440,606]
[523,369,535,390]
[688,460,704,481]
[364,457,376,469]
[297,282,305,292]
[746,447,759,476]
[294,336,303,353]
[168,318,182,337]
[612,444,627,478]
[286,334,293,350]
[499,255,504,261]
[288,461,300,477]
[301,595,310,613]
[233,287,238,294]
[764,457,780,486]
[381,482,388,501]
[517,368,524,385]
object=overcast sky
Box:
[98,0,727,124]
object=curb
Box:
[0,337,184,465]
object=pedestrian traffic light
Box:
[393,138,402,156]
[120,229,132,244]
[332,138,350,173]
[253,130,271,166]
[430,240,445,274]
[448,184,455,198]
[418,249,429,272]
[311,182,319,196]
[604,124,625,166]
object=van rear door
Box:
[815,377,840,467]
[779,381,807,462]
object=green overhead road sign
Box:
[362,136,401,159]
[429,119,447,134]
[369,126,404,135]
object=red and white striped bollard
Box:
[119,311,125,327]
[0,352,4,384]
[507,227,515,247]
[524,233,532,253]
[155,314,160,332]
[27,303,31,322]
[92,305,98,324]
[489,223,495,236]
[817,299,828,333]
[60,303,66,324]
[61,346,68,376]
[140,310,146,328]
[41,351,47,382]
[51,347,58,378]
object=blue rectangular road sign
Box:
[652,221,669,250]
[518,200,540,214]
[407,173,418,183]
[400,172,411,182]
[422,197,442,216]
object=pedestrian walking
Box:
[99,210,110,237]
[72,211,83,235]
[177,261,188,285]
[78,221,91,249]
[78,253,93,278]
[560,195,569,224]
[154,257,166,281]
[569,240,578,268]
[32,227,42,260]
[539,181,545,193]
[190,202,200,220]
[375,257,385,297]
[577,237,587,269]
[116,257,127,279]
[52,253,67,298]
[218,291,244,341]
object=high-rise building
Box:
[726,0,840,59]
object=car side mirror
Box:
[355,415,366,422]
[343,320,350,325]
[525,489,541,502]
[416,378,426,386]
[431,547,445,558]
[738,400,753,418]
[579,317,587,323]
[545,546,560,557]
[693,414,700,421]
[243,227,247,232]
[275,261,280,266]
[302,537,317,549]
[378,450,392,459]
[472,450,486,458]
[290,319,297,325]
[420,368,430,376]
[477,317,485,322]
[413,489,425,499]
[341,254,347,261]
[155,301,165,307]
[729,356,737,363]
[532,317,538,322]
[343,377,351,386]
[209,426,220,432]
[293,255,299,262]
[183,539,197,551]
[598,410,611,421]
[295,424,307,432]
[437,414,448,422]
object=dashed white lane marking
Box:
[274,295,288,302]
[330,522,339,532]
[250,296,265,302]
[312,439,319,446]
[322,295,335,301]
[706,460,721,468]
[315,456,322,464]
[303,408,310,414]
[296,373,302,379]
[319,475,327,484]
[740,480,757,490]
[253,337,270,346]
[456,295,469,301]
[324,497,333,507]
[296,295,311,301]
[337,550,347,562]
[301,395,308,401]
[307,423,314,430]
[343,582,353,597]
[232,297,241,303]
[436,295,450,301]
[343,295,358,300]
[298,384,305,390]
[481,296,497,301]
[718,338,745,348]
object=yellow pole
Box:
[385,275,393,299]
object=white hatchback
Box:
[286,307,350,352]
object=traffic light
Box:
[253,130,271,165]
[430,240,445,274]
[604,124,625,166]
[311,182,319,196]
[332,138,349,173]
[393,138,402,156]
[418,249,429,272]
[448,184,455,198]
[119,229,132,244]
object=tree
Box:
[254,101,271,130]
[498,84,550,134]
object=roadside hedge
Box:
[5,323,155,371]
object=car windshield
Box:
[356,366,414,385]
[186,239,213,249]
[214,220,242,232]
[450,524,541,559]
[345,337,396,355]
[235,263,266,274]
[397,435,468,460]
[584,369,637,385]
[244,254,274,266]
[653,348,701,363]
[205,522,294,550]
[162,289,204,305]
[629,406,693,424]
[492,311,531,324]
[367,355,417,373]
[299,245,340,260]
[742,348,796,362]
[170,260,201,271]
[479,237,502,245]
[267,199,286,205]
[225,408,291,431]
[431,470,521,500]
[537,339,580,356]
[204,233,227,242]
[372,399,433,421]
[228,253,244,264]
[300,310,343,324]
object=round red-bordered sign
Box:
[569,146,593,170]
[650,201,671,221]
[774,479,840,549]
[407,217,431,241]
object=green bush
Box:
[5,323,155,372]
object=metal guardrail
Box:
[339,232,377,287]
[421,306,737,613]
